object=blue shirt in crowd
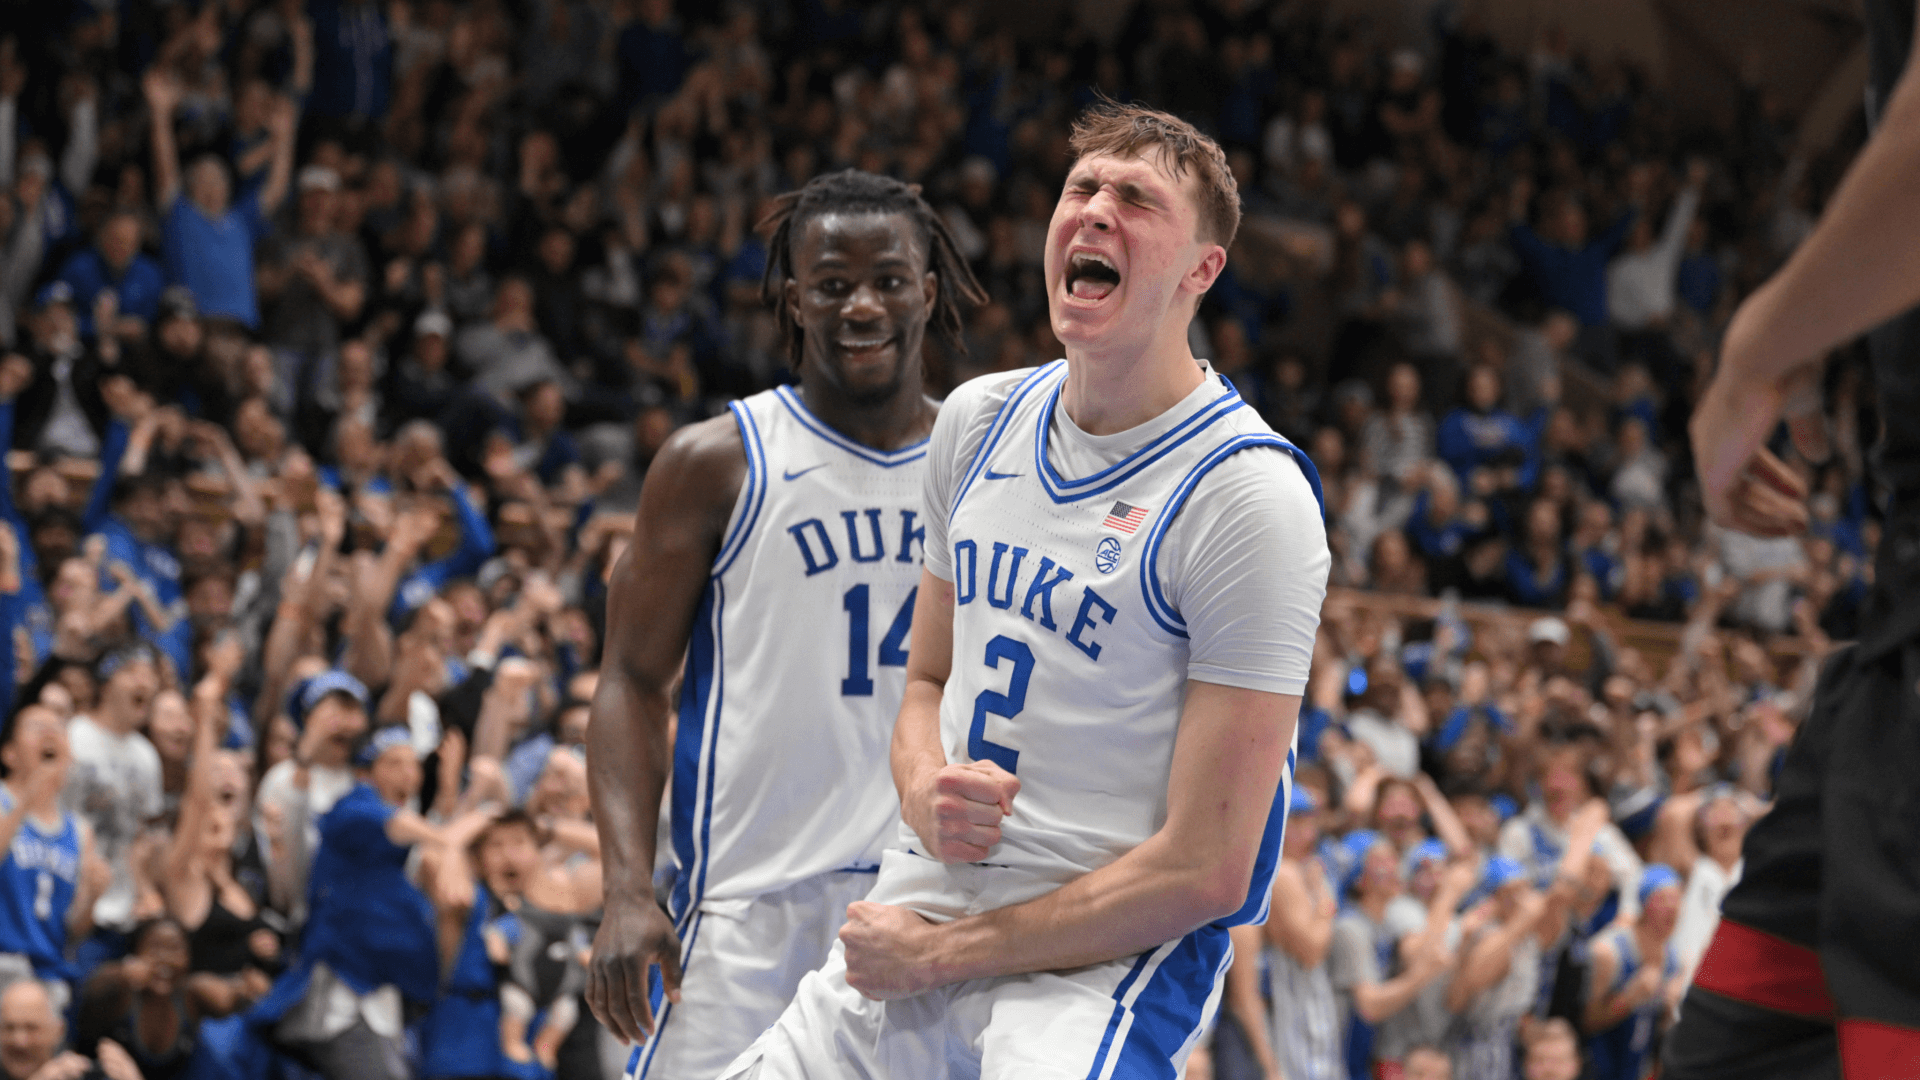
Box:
[1507,212,1636,327]
[84,420,191,677]
[1437,407,1530,484]
[391,483,496,625]
[163,194,271,328]
[55,249,166,336]
[250,783,439,1029]
[0,402,55,669]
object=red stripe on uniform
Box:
[1839,1018,1920,1079]
[1691,920,1835,1018]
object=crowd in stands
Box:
[0,0,1876,1078]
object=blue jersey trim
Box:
[714,402,770,578]
[1084,927,1232,1080]
[668,584,726,924]
[1136,434,1325,638]
[1084,949,1157,1079]
[949,363,1064,522]
[773,385,930,468]
[1033,380,1246,505]
[1220,745,1296,928]
[634,910,705,1079]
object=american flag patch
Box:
[1102,501,1150,534]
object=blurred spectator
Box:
[1360,363,1434,488]
[1223,787,1338,1080]
[258,167,368,399]
[60,650,162,940]
[0,707,102,985]
[456,280,573,403]
[144,71,296,330]
[53,217,164,341]
[1608,165,1705,352]
[1522,1018,1584,1080]
[1668,788,1753,983]
[0,979,138,1080]
[252,672,368,918]
[1437,367,1527,491]
[1505,176,1637,336]
[1582,866,1683,1080]
[250,728,441,1080]
[71,917,254,1080]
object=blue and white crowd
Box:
[0,0,1870,1078]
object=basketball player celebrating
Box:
[1666,1,1920,1075]
[583,171,984,1079]
[725,103,1330,1078]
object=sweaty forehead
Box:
[796,210,925,267]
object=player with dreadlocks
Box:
[585,170,986,1079]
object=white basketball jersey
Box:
[668,386,926,921]
[924,361,1321,926]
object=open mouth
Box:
[1065,251,1121,302]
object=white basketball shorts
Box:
[627,867,877,1080]
[719,849,1234,1080]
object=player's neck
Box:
[1059,325,1205,436]
[793,379,935,453]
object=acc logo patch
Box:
[1095,536,1122,574]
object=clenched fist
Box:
[903,759,1019,864]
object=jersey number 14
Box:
[841,585,915,696]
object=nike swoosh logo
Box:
[782,464,829,482]
[983,469,1023,480]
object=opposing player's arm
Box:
[1695,0,1920,533]
[585,415,745,1043]
[845,678,1298,995]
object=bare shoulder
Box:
[638,412,748,528]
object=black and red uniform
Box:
[1665,2,1920,1077]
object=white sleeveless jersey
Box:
[922,361,1324,926]
[667,385,926,921]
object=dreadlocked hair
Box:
[759,169,987,372]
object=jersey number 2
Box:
[968,635,1033,774]
[842,585,915,696]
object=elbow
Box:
[1186,859,1257,926]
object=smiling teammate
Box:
[584,170,985,1079]
[723,102,1330,1079]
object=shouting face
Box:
[1045,152,1223,361]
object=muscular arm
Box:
[851,673,1300,995]
[585,416,743,1043]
